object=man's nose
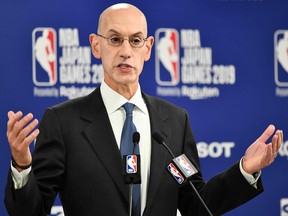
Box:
[119,39,132,58]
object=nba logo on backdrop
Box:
[32,27,57,86]
[155,28,180,86]
[274,30,288,87]
[281,198,288,216]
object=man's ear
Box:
[144,36,154,61]
[89,34,101,59]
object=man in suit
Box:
[5,3,283,216]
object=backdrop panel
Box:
[1,0,287,215]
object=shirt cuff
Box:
[239,157,261,189]
[11,161,31,189]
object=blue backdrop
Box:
[1,0,288,215]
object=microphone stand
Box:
[152,132,213,216]
[128,141,136,216]
[128,183,133,216]
[188,181,213,216]
[124,132,141,216]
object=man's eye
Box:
[130,37,141,45]
[110,36,121,44]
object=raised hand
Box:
[7,111,39,172]
[242,124,283,175]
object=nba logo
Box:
[126,155,137,174]
[155,28,180,86]
[274,30,288,87]
[32,27,57,86]
[167,163,184,184]
[281,198,288,216]
[176,155,195,177]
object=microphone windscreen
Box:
[152,132,164,144]
[133,132,140,144]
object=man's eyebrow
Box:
[131,32,145,37]
[107,29,145,37]
[107,29,120,34]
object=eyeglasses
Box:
[97,33,148,48]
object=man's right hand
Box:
[7,111,39,172]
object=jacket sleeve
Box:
[4,108,65,216]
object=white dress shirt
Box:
[100,81,151,216]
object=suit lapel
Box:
[81,88,129,202]
[142,94,172,215]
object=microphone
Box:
[152,132,213,216]
[132,132,140,154]
[123,132,141,216]
[123,132,141,184]
[152,132,176,158]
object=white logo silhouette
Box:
[276,31,288,73]
[33,28,56,85]
[156,29,179,85]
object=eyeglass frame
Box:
[97,33,148,48]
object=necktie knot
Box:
[123,102,134,116]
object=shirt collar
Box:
[100,81,148,115]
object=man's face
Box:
[90,5,154,89]
[90,6,154,91]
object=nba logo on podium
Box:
[167,163,184,184]
[155,28,180,86]
[126,155,137,174]
[32,27,57,86]
[175,155,197,177]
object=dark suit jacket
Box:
[5,87,263,216]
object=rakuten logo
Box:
[197,142,235,158]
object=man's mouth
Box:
[118,64,132,69]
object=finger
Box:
[16,119,39,148]
[259,143,274,169]
[274,130,283,152]
[257,124,275,143]
[8,111,23,121]
[7,111,15,120]
[12,113,34,138]
[277,130,283,150]
[280,130,283,144]
[271,133,279,154]
[268,143,273,158]
[266,142,275,165]
[22,128,40,148]
[7,111,23,135]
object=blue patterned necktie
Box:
[120,102,141,216]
